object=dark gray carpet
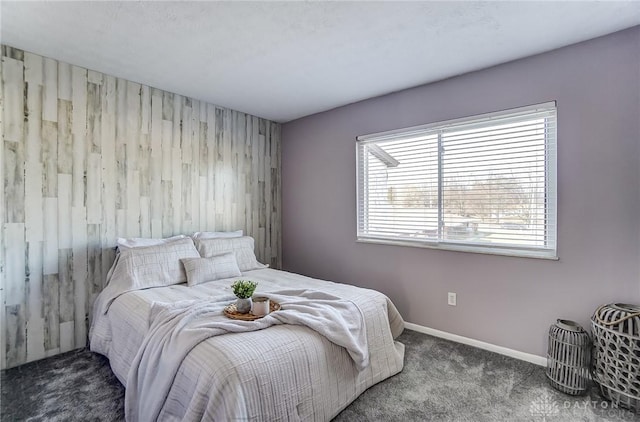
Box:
[2,330,639,421]
[1,348,124,421]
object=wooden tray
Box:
[223,300,281,321]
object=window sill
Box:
[356,237,558,260]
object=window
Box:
[356,102,557,259]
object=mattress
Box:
[90,268,405,421]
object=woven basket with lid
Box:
[591,303,640,412]
[546,319,591,395]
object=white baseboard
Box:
[404,322,547,367]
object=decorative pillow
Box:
[194,236,268,272]
[191,230,243,240]
[117,234,187,251]
[180,252,242,286]
[110,237,200,291]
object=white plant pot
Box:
[236,297,252,314]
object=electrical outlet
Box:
[448,292,457,306]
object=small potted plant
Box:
[231,280,258,314]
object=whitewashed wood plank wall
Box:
[0,46,282,369]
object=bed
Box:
[89,235,405,421]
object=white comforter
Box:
[90,268,405,421]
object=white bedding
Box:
[90,268,405,421]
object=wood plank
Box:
[139,135,150,197]
[2,56,24,142]
[5,305,26,368]
[87,70,103,85]
[234,113,246,232]
[182,164,192,234]
[207,106,216,205]
[199,121,208,178]
[214,159,224,219]
[23,52,43,85]
[100,247,115,297]
[87,224,102,303]
[57,62,72,101]
[224,109,234,230]
[3,46,24,60]
[4,140,25,223]
[71,66,87,208]
[270,168,280,267]
[150,150,162,224]
[58,248,74,323]
[199,177,207,232]
[126,81,140,170]
[86,153,102,224]
[71,66,88,135]
[57,100,73,174]
[273,123,282,268]
[115,79,126,167]
[181,102,192,229]
[71,206,87,347]
[43,274,59,351]
[26,241,45,363]
[87,82,102,153]
[59,321,74,353]
[126,170,140,237]
[57,174,72,249]
[101,75,117,247]
[151,218,162,239]
[245,116,257,239]
[206,200,216,231]
[44,348,61,358]
[140,85,150,135]
[172,147,182,232]
[4,223,26,306]
[42,197,58,275]
[140,196,151,238]
[199,97,207,122]
[150,90,162,153]
[25,70,42,164]
[162,91,173,120]
[264,123,272,262]
[251,117,260,239]
[42,121,58,197]
[172,94,182,148]
[181,103,192,162]
[161,120,172,180]
[26,312,45,361]
[42,58,57,122]
[115,209,126,243]
[150,90,163,225]
[115,135,126,210]
[162,181,173,237]
[191,101,201,229]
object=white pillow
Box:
[194,236,267,272]
[110,237,200,291]
[117,235,187,251]
[180,252,242,286]
[191,230,243,240]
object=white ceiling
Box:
[2,1,639,123]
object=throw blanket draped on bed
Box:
[126,290,369,422]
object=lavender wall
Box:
[281,27,640,357]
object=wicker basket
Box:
[546,319,591,395]
[591,303,640,412]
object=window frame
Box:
[356,102,558,260]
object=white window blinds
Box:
[356,102,557,259]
